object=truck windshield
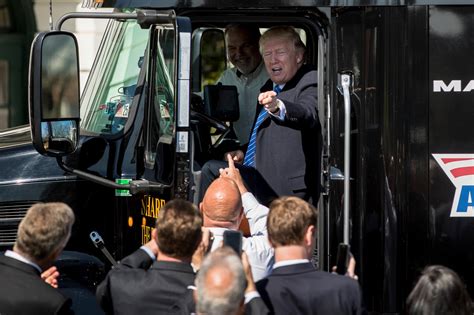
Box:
[80,18,148,135]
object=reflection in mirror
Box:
[41,120,78,154]
[200,29,226,90]
[41,34,79,120]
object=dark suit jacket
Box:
[96,249,195,315]
[0,255,73,315]
[256,262,362,315]
[253,64,321,199]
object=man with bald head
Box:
[177,246,269,315]
[200,156,273,281]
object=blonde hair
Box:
[260,25,306,54]
[267,196,318,247]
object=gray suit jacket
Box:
[253,65,321,199]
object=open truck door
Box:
[29,10,192,259]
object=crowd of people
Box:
[1,24,472,315]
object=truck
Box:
[1,0,474,313]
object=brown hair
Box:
[407,265,473,315]
[267,196,318,247]
[155,199,202,259]
[15,202,75,261]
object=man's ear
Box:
[296,50,304,64]
[304,225,315,246]
[193,286,198,304]
[199,202,204,215]
[152,227,158,242]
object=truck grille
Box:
[0,201,36,246]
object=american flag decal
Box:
[433,154,474,217]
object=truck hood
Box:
[0,125,31,148]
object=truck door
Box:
[72,12,192,256]
[330,6,395,313]
[135,16,192,246]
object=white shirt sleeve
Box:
[241,192,274,282]
[242,192,269,235]
[266,99,286,121]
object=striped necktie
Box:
[243,85,281,167]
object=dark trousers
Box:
[199,160,279,206]
[199,160,319,207]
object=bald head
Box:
[196,247,247,315]
[205,265,235,296]
[201,178,243,228]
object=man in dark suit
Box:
[96,199,204,315]
[256,197,362,314]
[200,25,321,205]
[0,202,75,315]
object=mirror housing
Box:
[191,28,226,92]
[203,84,239,122]
[29,31,80,157]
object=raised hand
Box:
[219,154,248,194]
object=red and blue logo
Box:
[433,154,474,217]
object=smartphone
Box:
[336,243,350,275]
[223,230,243,256]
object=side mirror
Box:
[29,31,80,157]
[191,28,226,92]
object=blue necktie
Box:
[243,85,281,167]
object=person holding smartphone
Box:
[200,155,274,282]
[256,197,362,315]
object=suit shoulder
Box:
[314,271,360,292]
[300,66,318,84]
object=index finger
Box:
[347,256,356,277]
[227,154,236,171]
[41,266,57,279]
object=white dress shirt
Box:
[209,192,274,281]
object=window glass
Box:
[81,19,148,135]
[200,29,226,89]
[0,1,12,32]
[145,25,176,169]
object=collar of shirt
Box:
[273,83,285,91]
[5,250,42,273]
[208,227,228,237]
[236,62,266,81]
[273,259,309,270]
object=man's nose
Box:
[269,53,278,63]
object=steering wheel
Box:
[190,110,229,133]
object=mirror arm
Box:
[55,157,171,194]
[55,12,138,30]
[55,10,175,31]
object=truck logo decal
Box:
[433,154,474,217]
[433,80,474,92]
